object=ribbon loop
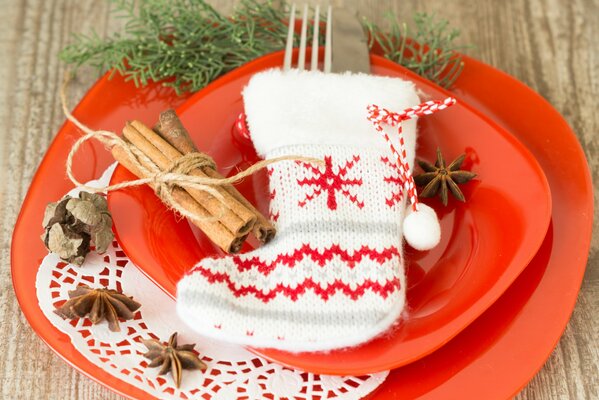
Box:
[367,97,457,211]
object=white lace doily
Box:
[35,164,388,400]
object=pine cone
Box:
[42,191,114,266]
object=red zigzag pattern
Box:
[191,244,400,276]
[191,268,401,302]
[188,244,401,302]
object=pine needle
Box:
[60,0,468,94]
[364,12,470,88]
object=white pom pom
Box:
[403,203,441,251]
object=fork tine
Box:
[297,4,309,70]
[283,3,296,71]
[324,5,332,73]
[310,4,320,71]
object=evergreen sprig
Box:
[364,12,469,88]
[60,0,467,94]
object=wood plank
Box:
[0,0,595,398]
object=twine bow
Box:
[366,97,457,211]
[60,73,323,222]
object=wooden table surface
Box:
[0,0,596,398]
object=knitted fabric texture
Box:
[177,69,420,352]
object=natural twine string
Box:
[60,72,323,222]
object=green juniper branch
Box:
[60,0,468,94]
[364,12,469,88]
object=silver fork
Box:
[283,4,332,72]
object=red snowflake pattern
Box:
[267,167,280,222]
[269,188,280,222]
[297,155,364,210]
[381,156,405,207]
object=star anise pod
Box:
[42,191,114,266]
[414,148,477,206]
[142,333,206,388]
[54,285,141,332]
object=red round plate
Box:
[108,52,551,375]
[11,51,592,399]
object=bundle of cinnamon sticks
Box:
[111,110,275,253]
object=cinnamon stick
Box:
[204,168,275,243]
[123,121,255,237]
[155,110,276,243]
[111,144,245,253]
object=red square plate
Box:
[108,52,552,375]
[11,49,592,399]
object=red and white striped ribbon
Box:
[366,97,457,212]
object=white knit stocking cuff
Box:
[242,68,421,159]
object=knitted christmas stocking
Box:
[177,69,446,352]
